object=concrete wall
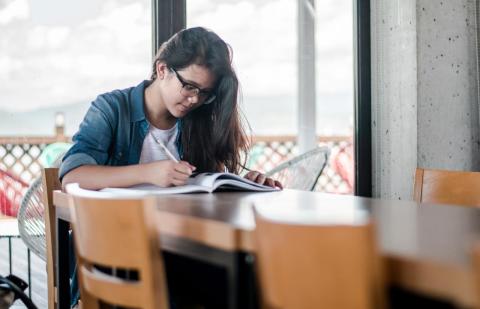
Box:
[371,0,480,200]
[371,0,418,199]
[417,0,480,170]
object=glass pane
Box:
[188,0,297,136]
[316,0,354,194]
[188,0,354,194]
[0,0,151,184]
[1,0,151,138]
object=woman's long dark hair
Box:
[151,27,249,173]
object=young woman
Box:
[60,27,282,189]
[63,27,283,308]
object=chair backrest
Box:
[265,146,330,191]
[253,207,383,309]
[414,168,480,207]
[18,177,45,260]
[20,149,68,260]
[69,194,169,309]
[471,244,480,308]
[40,168,61,309]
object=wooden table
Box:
[53,189,480,308]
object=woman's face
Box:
[157,63,216,118]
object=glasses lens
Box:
[181,87,216,105]
[180,86,199,97]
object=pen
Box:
[151,134,180,163]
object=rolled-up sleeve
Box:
[59,153,98,180]
[59,96,115,180]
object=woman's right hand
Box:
[144,160,196,187]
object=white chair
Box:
[265,146,330,191]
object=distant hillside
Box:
[0,94,352,137]
[0,101,90,136]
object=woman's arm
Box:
[62,160,194,191]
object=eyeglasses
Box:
[170,68,216,105]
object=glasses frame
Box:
[170,68,216,105]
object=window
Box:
[188,0,354,193]
[0,0,151,182]
[188,0,297,135]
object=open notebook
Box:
[101,172,280,195]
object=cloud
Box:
[0,0,352,115]
[0,0,29,25]
[188,0,353,98]
[0,0,151,111]
[189,0,297,97]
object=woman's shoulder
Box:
[94,85,136,108]
[90,81,149,116]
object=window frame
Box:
[153,0,373,196]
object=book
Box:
[100,172,280,195]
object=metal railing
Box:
[0,235,31,297]
[0,234,47,308]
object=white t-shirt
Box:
[139,124,180,164]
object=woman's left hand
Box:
[244,171,283,189]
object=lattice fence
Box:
[0,137,63,217]
[247,136,353,194]
[0,135,353,198]
[0,142,48,184]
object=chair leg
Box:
[78,293,99,309]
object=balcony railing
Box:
[249,135,353,194]
[1,134,353,189]
[0,219,47,308]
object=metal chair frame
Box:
[265,146,330,191]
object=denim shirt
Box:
[59,80,183,180]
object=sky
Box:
[0,0,151,111]
[0,0,353,134]
[188,0,353,99]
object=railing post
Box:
[27,249,31,298]
[8,236,12,274]
[54,112,65,142]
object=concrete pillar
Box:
[417,0,480,171]
[371,0,418,199]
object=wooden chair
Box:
[68,192,169,309]
[253,206,383,309]
[41,168,61,309]
[471,244,480,309]
[414,168,480,207]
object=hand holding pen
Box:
[146,134,196,187]
[151,134,180,163]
